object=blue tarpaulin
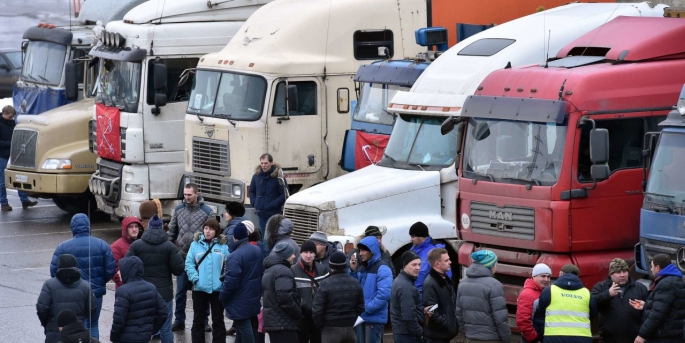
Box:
[12,84,69,115]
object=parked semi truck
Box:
[454,16,685,321]
[283,2,665,257]
[634,84,685,278]
[3,0,148,214]
[86,0,273,219]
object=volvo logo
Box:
[21,99,27,113]
[489,211,513,221]
[676,247,685,272]
[19,144,26,155]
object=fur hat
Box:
[148,215,164,230]
[309,231,328,245]
[57,309,78,327]
[471,250,498,269]
[139,199,162,228]
[233,223,249,240]
[608,258,629,275]
[401,250,420,268]
[409,221,429,238]
[364,226,383,237]
[300,240,317,254]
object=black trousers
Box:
[191,291,226,343]
[298,317,322,343]
[268,330,299,343]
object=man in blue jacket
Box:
[249,153,287,237]
[409,221,451,295]
[220,223,265,343]
[50,213,116,340]
[350,236,392,343]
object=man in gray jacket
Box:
[456,250,511,343]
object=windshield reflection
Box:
[462,118,567,186]
[378,114,457,171]
[645,132,685,204]
[187,70,267,121]
[95,59,142,113]
[353,83,406,125]
[21,41,67,86]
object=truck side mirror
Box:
[441,116,455,135]
[65,61,79,101]
[287,84,298,111]
[155,93,167,108]
[0,63,9,71]
[589,128,609,181]
[154,63,167,91]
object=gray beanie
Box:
[309,231,328,245]
[273,241,295,261]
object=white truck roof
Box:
[389,2,667,116]
[124,0,271,24]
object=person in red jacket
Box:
[516,263,551,343]
[111,216,144,289]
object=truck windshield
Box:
[21,41,67,86]
[353,83,406,125]
[462,118,567,186]
[645,132,685,205]
[187,70,267,121]
[378,114,458,170]
[95,59,142,113]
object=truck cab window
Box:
[272,81,317,116]
[146,58,200,104]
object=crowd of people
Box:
[35,154,685,343]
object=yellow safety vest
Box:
[544,284,591,337]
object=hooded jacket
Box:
[410,236,452,293]
[111,216,144,288]
[638,264,685,342]
[312,269,365,328]
[423,267,458,340]
[0,115,16,159]
[37,255,97,343]
[220,238,265,320]
[185,232,229,294]
[261,253,301,331]
[50,214,116,298]
[291,260,328,318]
[591,276,648,343]
[314,241,338,272]
[167,195,215,257]
[110,256,168,343]
[266,214,299,255]
[249,164,287,214]
[223,216,247,251]
[517,278,545,343]
[126,222,184,301]
[56,322,100,343]
[534,273,597,343]
[456,262,511,343]
[390,270,424,337]
[350,236,392,324]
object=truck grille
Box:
[185,173,243,203]
[470,202,535,240]
[192,137,230,176]
[284,207,319,244]
[641,238,678,264]
[10,129,38,168]
[97,159,124,202]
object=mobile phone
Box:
[428,304,438,312]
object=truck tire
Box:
[53,192,97,215]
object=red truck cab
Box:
[454,16,685,317]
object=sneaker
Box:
[226,326,236,336]
[171,321,185,331]
[1,203,11,211]
[205,323,212,332]
[21,200,38,209]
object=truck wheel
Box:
[53,193,97,215]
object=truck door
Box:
[266,78,323,180]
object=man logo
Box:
[488,211,513,221]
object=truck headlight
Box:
[232,184,242,196]
[42,159,72,170]
[125,184,144,194]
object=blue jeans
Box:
[174,271,189,323]
[159,300,174,343]
[393,333,422,343]
[234,318,254,343]
[84,295,103,339]
[355,323,384,343]
[0,158,29,205]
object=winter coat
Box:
[251,240,269,258]
[291,260,328,318]
[410,236,451,293]
[249,164,287,214]
[423,268,458,340]
[591,277,648,343]
[37,261,97,343]
[125,223,184,302]
[220,238,265,320]
[350,236,392,324]
[222,216,247,250]
[261,253,301,332]
[185,233,229,294]
[638,264,685,342]
[314,241,338,272]
[56,322,100,343]
[167,195,215,257]
[456,262,511,343]
[111,217,144,289]
[50,214,116,298]
[312,270,365,328]
[0,115,16,159]
[390,270,424,337]
[266,214,299,254]
[534,273,597,343]
[517,278,544,343]
[111,256,168,343]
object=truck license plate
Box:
[15,175,29,183]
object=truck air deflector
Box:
[659,110,685,127]
[461,96,566,124]
[89,44,147,62]
[544,55,605,68]
[23,27,73,46]
[353,63,426,87]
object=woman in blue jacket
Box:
[185,219,230,343]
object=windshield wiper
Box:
[22,74,38,82]
[408,163,426,171]
[465,170,495,182]
[502,176,541,186]
[37,74,49,83]
[643,191,677,214]
[218,113,237,128]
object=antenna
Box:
[544,30,551,68]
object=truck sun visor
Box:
[89,44,146,62]
[23,26,73,46]
[461,95,566,124]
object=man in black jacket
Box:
[110,256,168,343]
[55,309,99,343]
[312,251,364,343]
[632,254,685,343]
[292,240,329,343]
[390,250,424,343]
[423,248,458,343]
[126,215,184,343]
[591,258,647,343]
[0,105,37,211]
[262,241,301,343]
